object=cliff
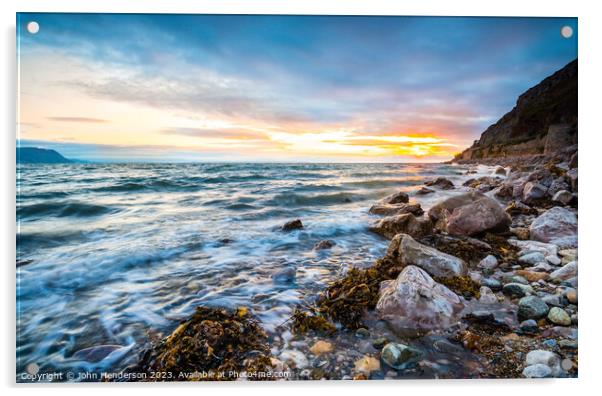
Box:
[454,59,577,163]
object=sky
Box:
[17,14,577,162]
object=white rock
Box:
[549,261,577,281]
[523,364,553,378]
[545,255,562,266]
[478,255,498,270]
[508,239,558,258]
[279,349,309,369]
[525,350,562,376]
[478,286,498,304]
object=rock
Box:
[504,275,529,285]
[380,343,423,370]
[552,190,573,205]
[547,307,571,326]
[279,349,309,369]
[371,337,388,350]
[503,283,534,298]
[354,356,380,375]
[518,296,549,320]
[376,265,463,331]
[309,340,333,356]
[369,202,424,217]
[520,319,539,334]
[525,350,562,377]
[477,255,498,270]
[523,364,553,378]
[380,191,410,205]
[388,234,467,278]
[532,262,553,272]
[282,219,303,231]
[505,201,538,216]
[569,152,578,169]
[510,227,530,240]
[565,289,578,304]
[493,183,514,199]
[313,240,335,250]
[548,178,570,197]
[549,261,577,281]
[515,270,548,282]
[428,191,511,236]
[529,207,577,248]
[541,294,562,307]
[545,255,561,266]
[382,191,409,204]
[522,182,547,204]
[416,187,435,195]
[369,214,433,240]
[72,345,124,362]
[482,278,502,292]
[494,166,507,176]
[272,267,296,284]
[478,286,498,304]
[425,177,455,190]
[518,252,546,266]
[508,239,558,258]
[355,328,370,338]
[566,168,578,192]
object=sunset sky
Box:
[17,14,577,162]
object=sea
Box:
[16,162,495,379]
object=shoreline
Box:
[110,148,577,381]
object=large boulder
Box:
[370,213,433,240]
[369,202,423,217]
[428,191,511,236]
[386,234,467,278]
[376,265,463,331]
[529,207,577,248]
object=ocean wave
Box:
[341,178,423,189]
[17,201,117,220]
[265,190,380,207]
[91,180,199,193]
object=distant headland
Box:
[17,147,73,164]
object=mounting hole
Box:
[27,21,39,34]
[561,25,573,39]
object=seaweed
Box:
[420,234,489,266]
[290,257,402,331]
[290,308,336,335]
[482,233,519,264]
[131,306,274,381]
[434,276,481,299]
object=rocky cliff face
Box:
[454,60,577,163]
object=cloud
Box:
[46,117,108,123]
[160,127,269,140]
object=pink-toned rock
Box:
[428,191,510,236]
[376,265,463,331]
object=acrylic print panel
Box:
[16,13,578,382]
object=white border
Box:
[3,1,601,395]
